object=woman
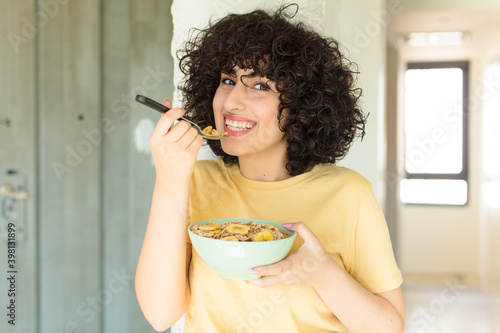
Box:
[135,5,405,332]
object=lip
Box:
[223,114,257,137]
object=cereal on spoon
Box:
[202,126,228,137]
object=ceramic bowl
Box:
[188,218,296,280]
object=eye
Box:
[221,77,236,86]
[254,82,271,91]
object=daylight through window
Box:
[401,61,469,205]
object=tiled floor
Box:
[402,275,500,333]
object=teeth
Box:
[225,118,256,131]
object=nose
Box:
[223,80,247,112]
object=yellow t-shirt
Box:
[185,159,402,332]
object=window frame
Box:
[403,61,470,205]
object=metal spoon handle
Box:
[135,95,227,140]
[135,95,202,131]
[135,94,170,113]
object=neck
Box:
[238,155,291,182]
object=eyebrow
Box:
[224,68,257,78]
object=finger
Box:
[163,97,173,109]
[284,222,329,262]
[151,108,186,137]
[251,258,293,277]
[249,269,297,288]
[169,120,192,137]
[178,126,201,149]
[282,222,318,243]
[249,274,284,288]
[186,130,204,153]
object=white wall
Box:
[327,0,388,205]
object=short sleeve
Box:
[346,187,403,293]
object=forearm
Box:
[314,259,404,333]
[135,178,191,331]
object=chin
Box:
[222,138,262,158]
[220,140,244,157]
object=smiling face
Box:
[212,67,288,168]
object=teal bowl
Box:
[188,218,296,280]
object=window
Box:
[401,61,469,205]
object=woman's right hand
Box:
[149,99,203,183]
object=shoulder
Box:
[308,164,375,208]
[315,164,372,192]
[194,158,226,174]
[192,158,232,183]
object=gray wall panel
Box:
[1,0,174,332]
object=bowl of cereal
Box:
[188,218,296,280]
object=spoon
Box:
[135,95,228,140]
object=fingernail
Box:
[282,223,292,228]
[250,268,260,274]
[163,98,169,105]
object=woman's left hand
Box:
[248,222,335,288]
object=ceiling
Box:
[388,9,500,59]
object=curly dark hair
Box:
[178,4,366,176]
